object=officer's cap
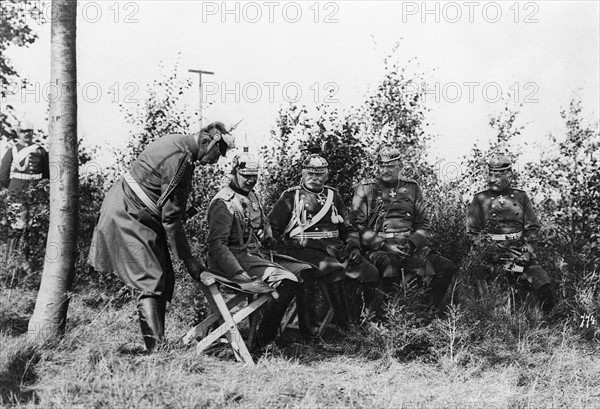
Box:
[302,154,328,174]
[232,153,260,176]
[377,146,401,165]
[488,154,512,173]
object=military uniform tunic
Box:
[351,177,442,278]
[466,187,550,289]
[88,133,199,300]
[1,143,50,231]
[0,143,49,192]
[268,184,378,282]
[206,183,307,283]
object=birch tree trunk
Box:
[27,0,78,342]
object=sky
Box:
[3,1,599,169]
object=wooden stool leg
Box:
[182,291,248,345]
[205,283,254,365]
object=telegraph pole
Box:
[188,69,214,130]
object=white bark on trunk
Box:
[28,0,78,342]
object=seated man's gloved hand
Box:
[184,258,205,281]
[400,241,415,256]
[262,236,278,250]
[234,270,274,294]
[347,247,362,265]
[518,243,535,263]
[481,242,502,262]
[381,241,411,259]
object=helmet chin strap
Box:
[204,132,221,153]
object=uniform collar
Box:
[229,181,250,197]
[188,133,200,161]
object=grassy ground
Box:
[1,279,599,408]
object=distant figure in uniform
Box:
[206,151,316,349]
[350,146,456,312]
[268,154,378,333]
[0,120,49,267]
[88,122,234,351]
[466,154,555,312]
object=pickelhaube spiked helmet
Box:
[302,154,328,174]
[202,121,236,156]
[232,153,260,176]
[376,146,401,164]
[488,154,512,172]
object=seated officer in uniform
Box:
[466,154,555,312]
[350,146,456,312]
[268,154,378,334]
[206,152,314,349]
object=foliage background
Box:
[0,15,598,405]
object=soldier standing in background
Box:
[466,154,555,312]
[268,154,379,335]
[0,120,50,269]
[89,121,234,351]
[350,146,456,313]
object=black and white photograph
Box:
[1,1,599,407]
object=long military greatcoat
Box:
[88,133,199,300]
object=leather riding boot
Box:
[296,270,318,337]
[137,294,165,351]
[429,256,457,309]
[361,280,379,318]
[537,284,556,313]
[326,280,350,328]
[255,279,299,349]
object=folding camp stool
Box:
[181,271,276,365]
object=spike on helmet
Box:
[302,154,328,174]
[232,153,260,176]
[376,146,401,164]
[488,154,512,172]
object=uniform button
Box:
[511,194,514,197]
[305,204,309,207]
[492,214,496,216]
[315,227,319,231]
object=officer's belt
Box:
[291,230,339,240]
[489,231,522,241]
[123,171,161,217]
[9,172,42,181]
[378,230,411,239]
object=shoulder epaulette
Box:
[212,186,235,202]
[283,185,300,193]
[400,177,417,184]
[475,189,488,195]
[361,178,377,185]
